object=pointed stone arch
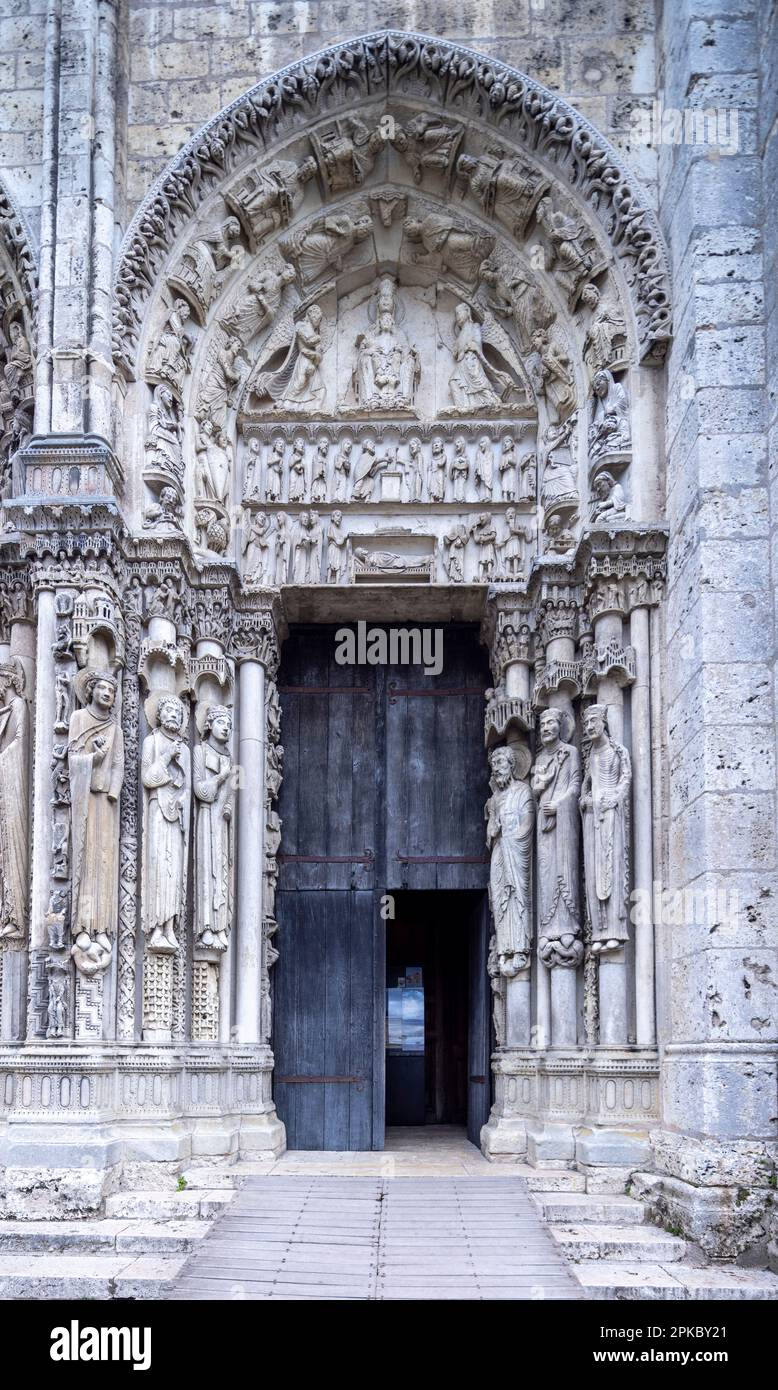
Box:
[0,176,37,468]
[112,30,671,382]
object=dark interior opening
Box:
[385,890,483,1127]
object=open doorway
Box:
[385,891,491,1140]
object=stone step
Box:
[104,1189,234,1220]
[551,1223,687,1263]
[0,1253,188,1300]
[0,1218,207,1255]
[180,1162,275,1189]
[574,1261,778,1300]
[532,1193,646,1225]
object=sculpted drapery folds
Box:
[531,708,582,969]
[580,703,632,953]
[141,695,191,954]
[67,670,124,944]
[0,659,29,940]
[486,745,534,977]
[193,705,234,952]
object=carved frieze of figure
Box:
[313,117,383,193]
[407,437,424,502]
[443,523,467,582]
[195,415,232,507]
[540,451,578,509]
[242,509,273,582]
[457,150,548,238]
[470,513,497,581]
[589,470,628,524]
[428,435,447,502]
[144,384,184,486]
[333,439,353,501]
[502,510,530,580]
[544,513,576,554]
[198,336,246,429]
[292,510,323,584]
[588,369,631,459]
[193,705,234,951]
[288,436,307,501]
[394,113,463,183]
[527,328,576,421]
[71,930,112,976]
[169,215,242,323]
[350,276,420,413]
[475,435,494,500]
[450,435,468,501]
[311,436,329,503]
[402,212,493,282]
[68,670,124,944]
[243,437,262,501]
[3,319,33,398]
[580,704,632,953]
[351,437,383,502]
[480,258,555,355]
[147,298,193,396]
[352,547,425,574]
[219,260,296,346]
[531,709,582,968]
[447,303,516,413]
[520,450,537,502]
[273,512,291,583]
[0,659,29,940]
[141,695,191,954]
[580,283,627,375]
[264,436,285,502]
[143,485,184,534]
[499,435,518,501]
[46,973,67,1039]
[535,196,596,301]
[281,210,373,282]
[249,304,330,413]
[326,510,348,583]
[225,156,318,248]
[486,746,534,976]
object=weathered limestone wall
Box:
[122,1,661,222]
[0,0,46,237]
[654,0,777,1258]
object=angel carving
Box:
[441,303,529,415]
[245,303,334,414]
[218,260,296,344]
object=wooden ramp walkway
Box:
[168,1175,583,1301]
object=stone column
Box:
[27,576,60,1039]
[630,600,655,1046]
[231,599,286,1156]
[235,655,265,1045]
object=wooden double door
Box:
[273,624,492,1150]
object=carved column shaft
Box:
[235,656,265,1043]
[542,618,579,1049]
[27,586,57,1037]
[631,603,655,1046]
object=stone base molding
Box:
[0,1044,285,1217]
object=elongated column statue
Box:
[486,745,534,977]
[141,695,191,955]
[532,708,582,967]
[0,659,29,942]
[193,704,234,952]
[580,703,631,954]
[68,670,124,941]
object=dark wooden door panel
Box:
[273,889,376,1150]
[468,893,493,1145]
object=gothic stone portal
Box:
[0,31,687,1237]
